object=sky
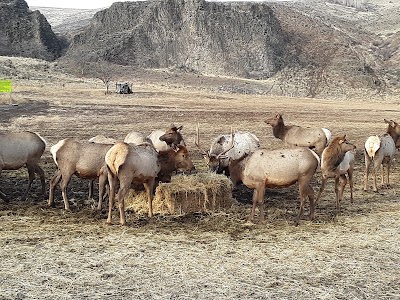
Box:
[25,0,271,10]
[25,0,135,9]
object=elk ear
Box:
[384,119,395,127]
[217,136,226,145]
[177,125,183,131]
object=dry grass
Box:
[124,173,233,215]
[0,59,399,299]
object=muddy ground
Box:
[0,75,399,299]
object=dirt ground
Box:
[0,74,399,299]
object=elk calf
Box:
[316,135,356,211]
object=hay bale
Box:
[124,173,233,215]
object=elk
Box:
[124,131,153,145]
[364,119,400,192]
[195,123,260,175]
[265,113,331,155]
[148,124,185,151]
[229,145,320,225]
[0,132,46,202]
[105,142,195,225]
[316,135,356,211]
[48,138,113,211]
[88,135,117,144]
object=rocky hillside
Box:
[3,0,399,98]
[66,0,288,79]
[31,6,100,37]
[0,0,62,60]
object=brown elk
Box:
[0,132,46,201]
[316,135,356,211]
[364,119,400,191]
[229,146,320,225]
[48,139,113,211]
[105,142,195,225]
[148,124,185,151]
[195,124,260,175]
[265,113,331,155]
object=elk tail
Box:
[364,135,381,159]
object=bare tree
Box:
[95,60,114,94]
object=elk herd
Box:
[1,114,399,226]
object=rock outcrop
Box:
[0,0,61,60]
[66,0,287,79]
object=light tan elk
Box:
[0,132,46,201]
[48,138,113,211]
[105,142,195,225]
[195,123,260,175]
[265,113,331,155]
[364,119,400,191]
[229,145,320,225]
[316,135,356,211]
[124,131,152,145]
[148,124,185,151]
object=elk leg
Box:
[339,174,347,208]
[88,180,94,200]
[380,163,385,187]
[363,154,371,191]
[257,186,266,225]
[249,188,259,223]
[60,173,72,211]
[334,176,341,213]
[308,184,315,221]
[48,169,62,207]
[296,183,308,226]
[106,172,117,225]
[371,161,379,192]
[117,184,129,226]
[386,161,391,188]
[35,165,46,197]
[315,177,328,206]
[21,165,35,201]
[144,179,156,218]
[97,174,108,211]
[348,170,354,203]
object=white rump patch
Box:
[50,139,67,166]
[322,128,331,145]
[365,135,381,158]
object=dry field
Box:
[0,71,399,299]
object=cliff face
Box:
[67,0,287,79]
[0,0,61,60]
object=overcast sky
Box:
[25,0,274,10]
[26,0,136,9]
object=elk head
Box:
[159,124,185,148]
[264,113,283,126]
[195,123,235,173]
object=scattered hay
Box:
[124,173,233,215]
